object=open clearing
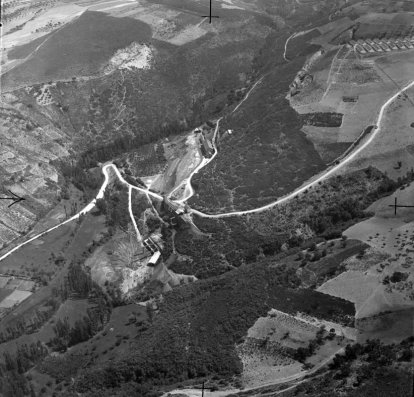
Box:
[150,132,203,195]
[318,184,414,340]
[237,308,352,389]
[287,12,414,175]
[2,11,152,88]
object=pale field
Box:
[168,25,207,46]
[3,4,86,49]
[239,356,304,389]
[318,270,382,316]
[294,312,358,341]
[318,185,414,320]
[246,309,319,349]
[110,1,208,45]
[291,30,414,169]
[343,84,414,178]
[237,309,314,386]
[0,289,32,308]
[87,0,136,13]
[301,125,340,145]
[0,277,11,288]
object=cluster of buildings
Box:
[143,236,162,266]
[348,36,414,54]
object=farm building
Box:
[143,237,160,254]
[148,251,161,267]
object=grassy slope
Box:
[2,11,152,88]
[51,260,354,395]
[189,32,326,212]
[174,167,394,279]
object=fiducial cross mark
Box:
[388,197,414,215]
[0,190,26,208]
[201,0,219,23]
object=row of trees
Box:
[49,262,112,352]
[0,297,60,344]
[0,341,48,397]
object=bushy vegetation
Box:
[173,168,398,279]
[301,112,343,127]
[62,260,353,395]
[283,338,413,397]
[49,262,112,352]
[0,341,48,397]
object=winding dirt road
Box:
[1,79,413,261]
[191,79,414,218]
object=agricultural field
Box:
[237,308,353,389]
[0,211,107,349]
[0,275,36,318]
[1,1,414,396]
[285,10,414,184]
[317,183,414,342]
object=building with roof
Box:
[148,251,161,267]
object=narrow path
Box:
[283,32,297,61]
[231,77,263,114]
[128,186,142,242]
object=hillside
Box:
[1,1,414,397]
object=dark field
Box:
[304,239,369,286]
[0,288,13,302]
[2,11,152,88]
[7,34,52,60]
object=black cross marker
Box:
[0,190,26,208]
[388,197,414,215]
[201,0,219,23]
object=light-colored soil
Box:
[103,42,153,74]
[240,357,304,389]
[0,289,32,308]
[343,90,414,178]
[319,184,414,323]
[237,308,352,389]
[318,270,381,315]
[246,309,319,349]
[289,17,414,174]
[151,133,203,195]
[3,4,85,49]
[168,25,207,46]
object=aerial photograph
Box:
[0,0,413,396]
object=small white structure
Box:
[148,251,161,266]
